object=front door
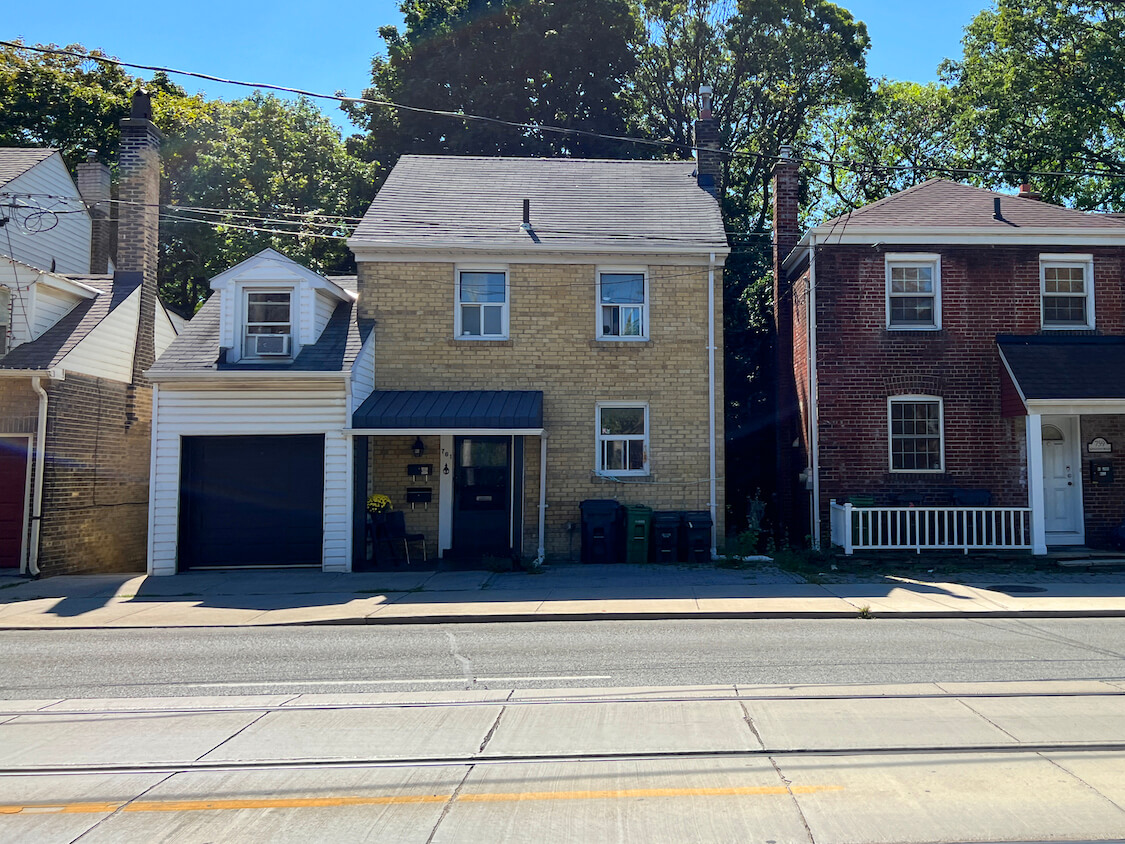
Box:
[1042,416,1083,544]
[0,437,29,569]
[452,436,511,558]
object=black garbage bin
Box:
[651,511,682,563]
[580,499,622,563]
[682,510,713,563]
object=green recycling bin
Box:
[622,504,653,564]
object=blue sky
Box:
[6,0,989,133]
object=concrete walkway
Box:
[3,562,1125,628]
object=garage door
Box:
[0,437,29,569]
[179,435,324,569]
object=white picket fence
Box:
[829,500,1032,555]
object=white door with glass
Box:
[1042,417,1083,544]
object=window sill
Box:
[592,473,653,483]
[1040,326,1095,333]
[886,326,942,332]
[449,338,513,347]
[590,339,651,349]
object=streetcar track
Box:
[2,742,1123,778]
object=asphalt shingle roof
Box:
[0,148,56,189]
[349,156,728,252]
[148,276,371,374]
[0,273,132,370]
[998,335,1125,400]
[819,180,1125,231]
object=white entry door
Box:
[1042,416,1083,544]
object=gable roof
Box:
[819,180,1125,232]
[348,155,729,256]
[0,273,134,370]
[148,276,372,376]
[0,148,55,189]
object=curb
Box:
[3,608,1125,630]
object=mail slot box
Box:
[406,487,433,503]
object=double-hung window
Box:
[598,270,647,339]
[596,403,649,476]
[457,269,508,339]
[243,290,292,358]
[888,396,944,472]
[1041,254,1094,330]
[886,254,940,330]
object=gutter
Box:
[708,251,718,556]
[145,370,351,382]
[26,368,64,576]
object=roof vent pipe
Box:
[993,197,1003,220]
[520,198,531,231]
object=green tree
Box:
[631,0,869,531]
[943,0,1125,208]
[806,80,962,218]
[160,94,378,312]
[343,0,643,167]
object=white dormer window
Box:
[244,290,292,358]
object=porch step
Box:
[1056,558,1125,568]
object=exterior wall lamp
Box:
[412,436,426,458]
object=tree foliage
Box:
[943,0,1125,208]
[343,0,643,166]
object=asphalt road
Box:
[3,617,1125,698]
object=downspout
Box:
[537,435,547,564]
[27,374,50,577]
[707,251,718,557]
[808,236,821,549]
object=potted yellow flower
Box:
[366,494,392,515]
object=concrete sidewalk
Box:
[3,562,1125,628]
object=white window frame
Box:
[455,266,509,340]
[1040,253,1095,331]
[595,401,650,477]
[885,253,941,331]
[596,267,649,341]
[241,286,295,360]
[888,395,945,473]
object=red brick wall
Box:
[810,244,1125,545]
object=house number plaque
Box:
[1088,438,1112,453]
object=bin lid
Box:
[580,499,621,513]
[652,511,683,524]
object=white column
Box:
[1026,414,1047,554]
[537,435,548,562]
[438,434,454,555]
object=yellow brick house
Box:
[146,147,728,573]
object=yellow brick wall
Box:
[358,258,725,560]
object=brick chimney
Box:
[75,150,114,274]
[694,85,722,200]
[771,144,803,540]
[1018,182,1042,201]
[117,90,162,382]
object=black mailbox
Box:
[1090,459,1114,485]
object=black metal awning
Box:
[352,390,544,430]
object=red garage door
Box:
[0,437,29,569]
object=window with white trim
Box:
[598,270,647,339]
[888,396,944,472]
[1041,255,1094,329]
[596,403,649,476]
[243,289,292,358]
[886,254,940,329]
[456,269,508,338]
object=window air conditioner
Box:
[252,333,291,356]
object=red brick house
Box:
[773,154,1125,555]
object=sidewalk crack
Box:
[424,763,473,844]
[953,697,1021,743]
[193,708,274,762]
[1039,753,1125,816]
[739,701,815,843]
[69,770,178,843]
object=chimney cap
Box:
[85,149,98,163]
[699,84,714,119]
[130,89,153,121]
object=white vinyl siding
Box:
[349,334,376,416]
[148,383,351,575]
[57,285,140,382]
[155,303,178,358]
[31,284,82,339]
[1,153,92,274]
[312,289,337,342]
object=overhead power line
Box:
[5,40,1125,184]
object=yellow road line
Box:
[0,784,842,815]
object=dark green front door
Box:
[452,436,511,557]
